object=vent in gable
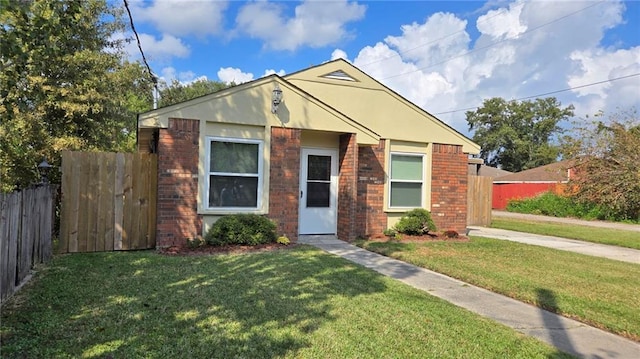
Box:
[321,70,357,82]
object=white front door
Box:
[299,148,338,234]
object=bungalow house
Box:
[493,160,576,209]
[137,59,480,248]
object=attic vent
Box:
[321,70,356,82]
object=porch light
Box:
[38,158,53,183]
[271,84,283,113]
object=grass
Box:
[356,238,640,341]
[0,247,571,358]
[491,218,640,250]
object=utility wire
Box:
[381,1,604,80]
[123,0,158,89]
[433,73,640,115]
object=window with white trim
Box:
[389,153,424,208]
[207,137,263,209]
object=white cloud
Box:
[476,1,526,39]
[130,0,228,37]
[384,12,469,67]
[127,33,190,61]
[263,69,286,77]
[235,0,366,51]
[331,49,349,61]
[217,67,254,84]
[159,67,208,85]
[347,1,638,134]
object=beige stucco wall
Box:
[286,61,480,154]
[300,130,340,149]
[139,79,379,145]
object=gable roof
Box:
[478,165,513,178]
[138,74,381,144]
[285,59,480,154]
[137,59,480,152]
[494,160,576,183]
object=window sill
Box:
[199,208,267,216]
[385,207,425,213]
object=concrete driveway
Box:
[467,226,640,264]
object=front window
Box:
[389,153,423,208]
[207,137,262,209]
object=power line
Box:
[123,0,157,89]
[433,73,640,115]
[381,1,604,80]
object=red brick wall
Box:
[338,134,357,240]
[156,118,202,248]
[430,143,468,233]
[268,127,301,242]
[357,140,387,238]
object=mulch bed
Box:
[159,232,469,256]
[366,233,470,243]
[158,243,299,256]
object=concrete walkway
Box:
[467,226,640,264]
[492,210,640,232]
[299,235,640,359]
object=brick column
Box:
[156,118,202,248]
[356,140,387,238]
[338,133,358,241]
[268,127,301,242]
[430,143,468,233]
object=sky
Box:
[123,0,640,136]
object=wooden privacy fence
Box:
[1,185,57,303]
[59,151,157,253]
[467,175,493,226]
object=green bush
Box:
[506,192,617,221]
[393,208,437,235]
[382,228,397,237]
[205,214,277,246]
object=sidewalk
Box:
[299,235,640,359]
[467,226,640,264]
[492,210,640,232]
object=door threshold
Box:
[298,234,339,243]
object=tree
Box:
[466,97,574,172]
[158,79,231,108]
[0,0,153,191]
[562,109,640,221]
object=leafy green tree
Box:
[0,0,153,191]
[466,97,574,172]
[562,109,640,221]
[158,79,231,108]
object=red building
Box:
[492,160,576,209]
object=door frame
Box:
[298,147,339,235]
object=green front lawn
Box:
[0,247,569,358]
[491,218,640,250]
[356,237,640,341]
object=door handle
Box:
[300,190,303,198]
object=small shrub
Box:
[443,230,459,239]
[383,228,397,237]
[205,214,277,246]
[186,236,205,248]
[276,236,290,245]
[393,208,437,235]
